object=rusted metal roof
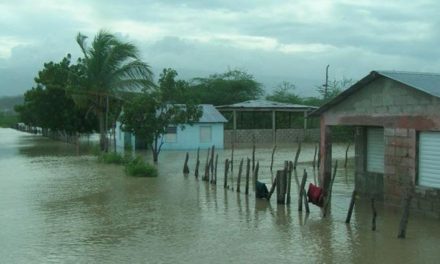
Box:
[216,99,318,112]
[312,70,440,116]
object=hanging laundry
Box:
[307,183,324,207]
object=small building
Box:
[216,99,319,145]
[314,70,440,218]
[115,104,227,151]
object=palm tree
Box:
[71,30,154,151]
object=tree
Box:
[69,30,154,152]
[189,69,263,105]
[158,68,191,103]
[15,55,97,135]
[266,81,302,104]
[317,77,353,103]
[121,69,202,163]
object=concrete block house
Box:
[314,71,440,218]
[116,104,227,151]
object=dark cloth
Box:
[307,183,324,207]
[256,181,269,199]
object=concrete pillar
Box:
[319,117,332,193]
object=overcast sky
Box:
[1,0,440,97]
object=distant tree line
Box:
[14,29,354,162]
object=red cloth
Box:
[307,183,324,207]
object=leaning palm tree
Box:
[70,30,154,152]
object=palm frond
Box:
[76,33,89,59]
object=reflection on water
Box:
[0,128,439,263]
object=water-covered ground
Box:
[0,128,439,263]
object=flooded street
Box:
[0,128,439,263]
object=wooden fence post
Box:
[245,158,250,195]
[267,172,278,200]
[323,160,338,217]
[345,142,351,168]
[270,145,277,172]
[277,169,287,204]
[252,143,256,173]
[231,142,235,176]
[398,191,413,239]
[183,152,190,174]
[293,138,302,170]
[236,158,244,192]
[286,161,293,204]
[210,145,215,180]
[195,147,200,178]
[224,159,229,189]
[298,169,308,211]
[345,190,357,224]
[371,198,377,231]
[253,161,260,194]
[213,154,218,185]
[203,148,211,181]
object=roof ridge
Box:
[377,70,440,76]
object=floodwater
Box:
[0,128,439,263]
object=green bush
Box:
[125,156,158,177]
[98,152,127,164]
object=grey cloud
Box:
[2,0,440,97]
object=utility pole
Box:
[324,65,330,99]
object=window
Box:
[419,132,440,188]
[367,128,384,173]
[164,126,177,143]
[200,126,212,143]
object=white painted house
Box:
[115,104,227,151]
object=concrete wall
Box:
[224,128,320,145]
[323,76,440,218]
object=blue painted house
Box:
[115,104,227,151]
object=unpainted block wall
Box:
[224,128,320,145]
[355,126,440,218]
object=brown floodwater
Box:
[0,128,439,263]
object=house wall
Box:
[115,121,135,154]
[321,76,440,218]
[160,123,224,150]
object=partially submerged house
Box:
[115,104,227,151]
[313,70,440,217]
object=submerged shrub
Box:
[125,156,158,177]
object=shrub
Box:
[125,156,158,177]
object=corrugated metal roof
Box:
[199,104,228,123]
[377,70,440,98]
[312,70,440,116]
[216,99,318,110]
